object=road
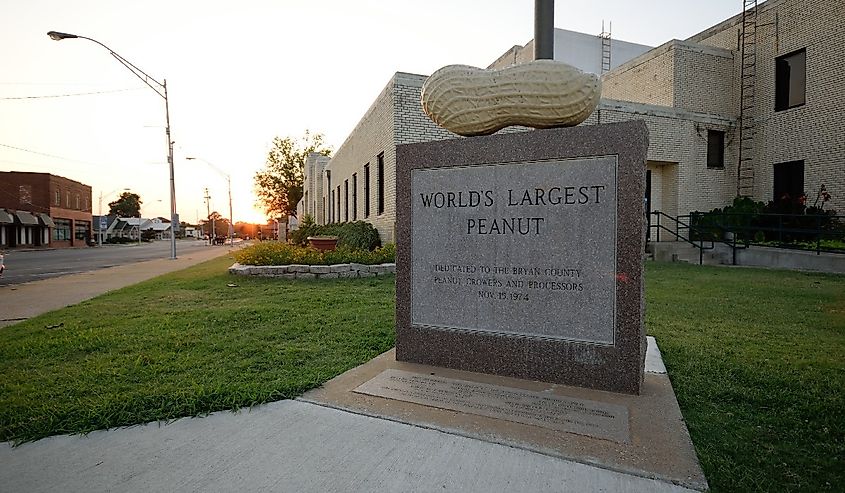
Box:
[0,240,224,286]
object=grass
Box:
[0,258,842,491]
[0,255,395,444]
[646,263,844,492]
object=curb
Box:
[229,262,396,279]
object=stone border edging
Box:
[228,262,395,279]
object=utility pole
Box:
[227,175,234,247]
[204,188,213,245]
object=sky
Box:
[1,0,743,224]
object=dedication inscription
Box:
[396,122,648,393]
[354,369,630,443]
[411,157,617,344]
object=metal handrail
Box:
[649,211,715,265]
[688,211,844,256]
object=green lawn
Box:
[646,263,844,492]
[0,256,395,444]
[1,258,842,491]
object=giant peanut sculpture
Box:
[421,60,601,136]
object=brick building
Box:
[300,0,843,243]
[0,172,93,249]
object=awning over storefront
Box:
[0,209,13,224]
[14,211,39,225]
[37,213,56,228]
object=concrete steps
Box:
[648,241,731,266]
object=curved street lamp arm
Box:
[46,31,166,99]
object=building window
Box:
[773,160,804,202]
[352,173,358,221]
[55,190,60,205]
[323,197,326,223]
[304,191,309,216]
[377,152,385,215]
[53,219,71,241]
[76,194,80,209]
[707,130,725,168]
[775,48,805,111]
[344,179,349,222]
[337,186,341,223]
[84,197,88,211]
[75,220,90,241]
[326,171,332,222]
[66,192,70,208]
[364,163,370,218]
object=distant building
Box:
[488,27,652,73]
[299,0,844,242]
[0,171,92,249]
[105,217,171,241]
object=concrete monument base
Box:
[301,337,708,492]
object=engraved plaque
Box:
[410,157,617,344]
[355,369,630,443]
[396,123,648,394]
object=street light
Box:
[186,157,234,247]
[97,187,129,246]
[47,30,178,260]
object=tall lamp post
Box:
[186,157,234,247]
[47,30,178,260]
[97,187,129,246]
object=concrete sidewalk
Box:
[0,399,696,493]
[0,247,704,492]
[0,246,236,328]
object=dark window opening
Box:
[377,153,385,215]
[352,173,358,221]
[773,160,804,202]
[53,218,71,241]
[775,48,805,111]
[707,130,725,168]
[337,186,341,223]
[364,163,370,218]
[326,172,332,222]
[344,179,349,222]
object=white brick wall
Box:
[611,0,845,212]
[314,0,844,245]
[317,73,457,244]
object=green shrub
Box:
[234,242,395,266]
[289,218,382,251]
[320,221,381,250]
[290,214,320,246]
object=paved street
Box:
[0,240,223,287]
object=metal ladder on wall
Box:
[736,0,758,197]
[600,21,611,74]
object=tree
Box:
[203,211,230,238]
[254,130,332,218]
[109,192,142,217]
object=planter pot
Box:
[308,236,338,252]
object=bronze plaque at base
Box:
[354,369,630,443]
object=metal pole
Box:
[204,188,211,246]
[98,191,103,247]
[534,0,555,60]
[228,175,234,247]
[164,80,177,259]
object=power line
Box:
[0,87,143,100]
[0,143,109,168]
